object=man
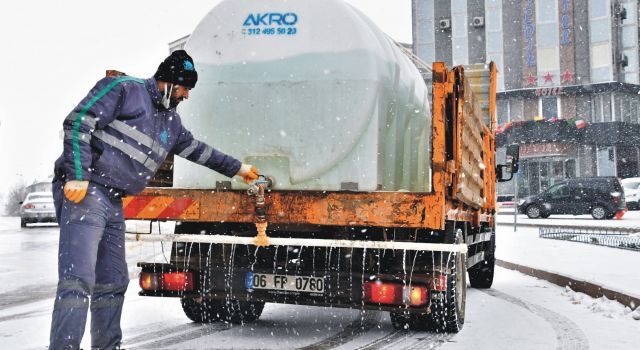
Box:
[49,50,258,349]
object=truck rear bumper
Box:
[137,261,446,314]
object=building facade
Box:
[413,0,640,196]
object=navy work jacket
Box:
[54,76,241,195]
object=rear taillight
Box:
[139,271,193,291]
[363,281,401,304]
[362,282,428,307]
[408,286,428,306]
[162,272,193,291]
[23,204,35,209]
[139,272,160,290]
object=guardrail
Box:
[538,225,640,252]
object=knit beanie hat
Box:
[154,50,198,88]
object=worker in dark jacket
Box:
[49,50,258,350]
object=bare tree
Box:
[4,182,28,216]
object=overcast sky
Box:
[0,0,411,196]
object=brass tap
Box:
[248,176,273,247]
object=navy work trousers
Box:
[49,181,129,350]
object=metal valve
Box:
[247,175,274,247]
[247,175,273,196]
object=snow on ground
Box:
[5,267,638,350]
[496,214,640,303]
[1,215,639,349]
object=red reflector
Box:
[363,282,401,304]
[431,275,447,291]
[162,272,193,291]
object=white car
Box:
[19,192,57,227]
[622,177,640,210]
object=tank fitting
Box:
[248,175,273,247]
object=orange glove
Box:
[237,164,259,184]
[64,180,89,203]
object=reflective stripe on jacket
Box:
[54,76,241,195]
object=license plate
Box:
[245,272,325,293]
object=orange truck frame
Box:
[124,62,518,333]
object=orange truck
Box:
[123,0,518,333]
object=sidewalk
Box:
[495,214,640,306]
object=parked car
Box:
[518,177,625,220]
[496,194,517,211]
[19,192,57,227]
[621,177,640,210]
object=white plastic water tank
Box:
[174,0,432,192]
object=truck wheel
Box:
[181,298,264,324]
[428,250,467,333]
[468,257,495,289]
[468,231,495,289]
[591,205,607,220]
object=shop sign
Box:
[561,0,572,45]
[524,0,536,67]
[535,87,563,96]
[520,143,574,157]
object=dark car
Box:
[518,177,625,220]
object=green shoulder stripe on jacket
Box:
[72,76,144,180]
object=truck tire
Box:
[468,257,495,289]
[468,231,495,289]
[428,249,467,333]
[392,228,467,333]
[181,297,264,324]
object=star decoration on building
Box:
[525,73,537,86]
[543,72,554,83]
[561,70,574,83]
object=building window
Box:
[621,95,631,123]
[451,0,469,65]
[589,0,613,83]
[631,100,639,124]
[537,0,558,22]
[591,42,612,68]
[593,95,602,122]
[509,99,524,121]
[576,96,592,122]
[540,96,559,119]
[603,94,612,122]
[497,99,509,125]
[592,94,613,122]
[589,0,609,18]
[537,47,560,72]
[536,0,560,83]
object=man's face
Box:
[169,85,191,108]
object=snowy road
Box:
[0,217,638,349]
